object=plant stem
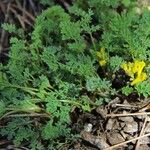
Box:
[59,99,82,107]
[89,33,96,51]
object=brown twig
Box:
[9,6,33,28]
[106,112,150,117]
[115,104,139,108]
[22,0,26,25]
[104,133,150,150]
[135,115,148,150]
[0,140,10,146]
[0,1,11,53]
[29,0,36,14]
[9,7,25,28]
[57,0,70,10]
[11,4,35,22]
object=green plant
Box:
[0,1,150,149]
[135,81,150,98]
[121,85,134,96]
[0,4,110,149]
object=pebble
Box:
[81,131,110,149]
[84,123,93,132]
[138,144,150,150]
[138,136,150,145]
[106,119,115,130]
[119,116,134,122]
[95,138,110,149]
[106,118,119,130]
[123,121,138,133]
[107,132,125,145]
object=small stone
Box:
[107,131,125,145]
[106,119,115,130]
[84,123,93,132]
[128,145,134,150]
[138,144,150,150]
[136,115,145,120]
[95,138,110,149]
[81,131,110,149]
[139,136,150,144]
[124,121,138,133]
[119,116,134,122]
[106,118,120,130]
[147,117,150,122]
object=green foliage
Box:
[38,0,54,6]
[101,9,150,61]
[86,77,111,93]
[42,121,71,140]
[0,101,5,117]
[1,118,39,146]
[2,23,24,37]
[0,1,150,149]
[2,23,16,33]
[135,81,150,98]
[7,37,28,84]
[109,56,124,72]
[121,86,134,96]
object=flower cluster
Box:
[121,60,147,85]
[97,48,107,66]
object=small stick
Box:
[11,4,35,21]
[0,1,11,53]
[135,115,148,150]
[0,140,10,146]
[104,133,150,150]
[115,104,139,108]
[9,7,25,28]
[106,112,150,117]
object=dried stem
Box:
[135,115,148,150]
[107,112,150,117]
[104,133,150,150]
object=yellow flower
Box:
[131,72,147,85]
[97,48,107,67]
[121,63,134,77]
[97,48,105,58]
[132,60,146,76]
[99,60,107,66]
[121,60,147,85]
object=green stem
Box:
[1,83,41,95]
[60,99,99,108]
[89,33,96,51]
[59,99,82,107]
[5,113,50,118]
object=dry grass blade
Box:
[0,1,11,53]
[9,7,25,28]
[104,133,150,150]
[135,115,148,150]
[107,112,150,117]
[11,4,35,22]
